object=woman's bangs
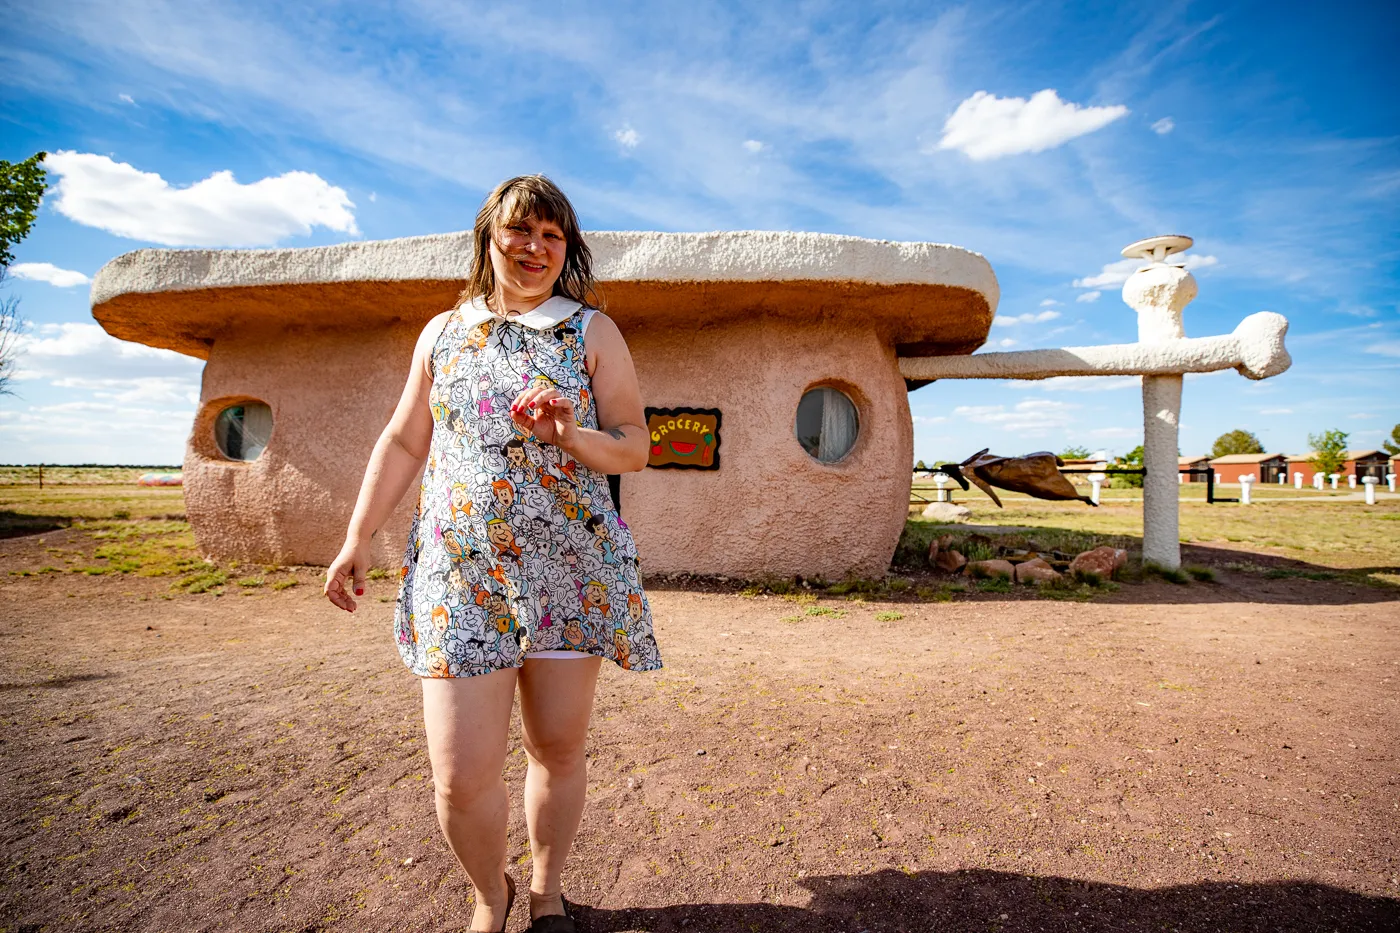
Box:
[496,184,571,233]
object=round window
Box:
[795,387,859,463]
[214,402,273,461]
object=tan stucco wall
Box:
[185,323,420,568]
[623,318,912,580]
[184,311,914,580]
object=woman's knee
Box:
[522,730,588,772]
[432,763,505,811]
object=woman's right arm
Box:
[324,312,449,613]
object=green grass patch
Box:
[175,570,228,594]
[975,576,1013,593]
[366,568,390,580]
[1184,565,1216,582]
[272,579,300,591]
[1143,562,1191,584]
[804,606,846,618]
[874,611,904,622]
[237,576,266,588]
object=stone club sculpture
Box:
[901,235,1292,570]
[936,448,1096,508]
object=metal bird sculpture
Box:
[934,448,1096,508]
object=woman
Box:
[324,175,662,933]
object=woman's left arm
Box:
[509,313,649,473]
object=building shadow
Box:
[576,868,1398,932]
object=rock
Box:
[926,534,954,565]
[966,559,1014,579]
[1014,558,1061,585]
[921,501,971,522]
[1070,546,1128,580]
[934,548,967,574]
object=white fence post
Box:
[932,472,950,502]
[1348,474,1357,489]
[1294,471,1304,489]
[1363,476,1378,505]
[1389,472,1397,494]
[1329,473,1340,490]
[1240,474,1254,505]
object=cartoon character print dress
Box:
[393,296,663,678]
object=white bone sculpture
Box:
[898,235,1292,570]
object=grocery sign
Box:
[644,407,721,470]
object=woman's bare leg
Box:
[421,669,519,932]
[518,656,603,920]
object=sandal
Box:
[527,894,576,933]
[473,872,515,933]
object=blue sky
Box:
[2,0,1397,465]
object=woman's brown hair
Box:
[457,174,601,310]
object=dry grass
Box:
[908,485,1400,571]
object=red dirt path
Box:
[1,527,1397,932]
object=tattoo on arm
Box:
[606,427,627,441]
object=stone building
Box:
[91,230,997,579]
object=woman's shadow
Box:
[577,867,1397,932]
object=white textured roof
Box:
[91,229,997,307]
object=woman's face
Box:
[489,213,567,307]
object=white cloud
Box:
[936,89,1128,161]
[742,139,765,153]
[12,324,201,393]
[1347,412,1375,420]
[998,338,1017,347]
[1039,298,1061,307]
[1030,375,1140,392]
[1260,407,1293,415]
[118,93,136,105]
[1076,290,1101,303]
[1151,117,1174,135]
[1088,426,1138,438]
[3,323,201,462]
[614,126,640,148]
[1364,341,1400,358]
[42,150,358,247]
[9,262,90,288]
[991,310,1061,327]
[1073,258,1139,289]
[1073,253,1219,289]
[951,398,1077,434]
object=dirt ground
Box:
[1,525,1398,932]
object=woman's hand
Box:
[324,539,371,613]
[510,385,580,450]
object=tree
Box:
[1211,429,1264,458]
[1307,429,1349,476]
[1,152,48,270]
[1383,424,1400,457]
[1111,444,1144,488]
[1058,445,1091,460]
[914,459,928,472]
[0,152,48,397]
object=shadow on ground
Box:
[0,511,72,540]
[578,869,1399,932]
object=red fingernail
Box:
[355,588,364,596]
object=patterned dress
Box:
[394,296,663,678]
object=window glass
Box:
[214,402,273,461]
[795,387,859,463]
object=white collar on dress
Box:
[457,295,582,331]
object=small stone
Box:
[1014,558,1061,585]
[696,749,706,756]
[1069,546,1127,580]
[627,776,642,790]
[934,548,967,574]
[966,559,1014,580]
[921,502,971,522]
[402,857,414,866]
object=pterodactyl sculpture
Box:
[934,448,1096,508]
